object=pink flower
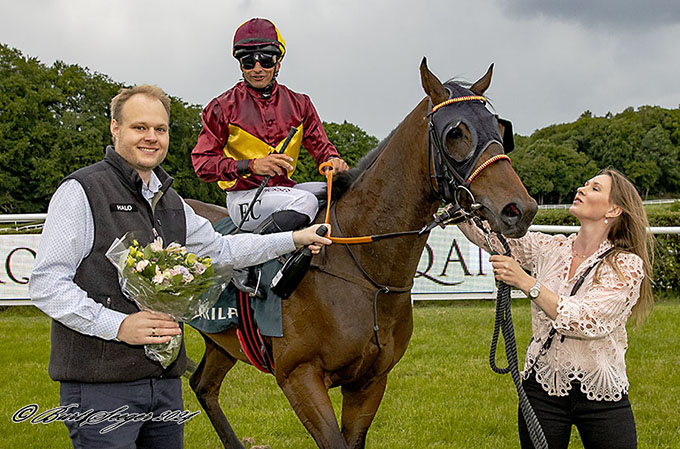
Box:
[194,262,207,275]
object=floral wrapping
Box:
[106,232,232,368]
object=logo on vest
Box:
[110,203,138,213]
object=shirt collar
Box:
[141,171,161,202]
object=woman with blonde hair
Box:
[460,168,653,448]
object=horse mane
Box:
[329,78,494,202]
[331,127,398,200]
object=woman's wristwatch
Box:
[528,280,541,299]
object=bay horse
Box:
[187,59,538,448]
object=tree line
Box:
[1,43,678,213]
[512,108,680,204]
[0,44,377,213]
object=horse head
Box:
[420,58,537,238]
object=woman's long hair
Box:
[597,168,654,325]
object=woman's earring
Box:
[604,218,609,224]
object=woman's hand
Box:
[489,254,535,293]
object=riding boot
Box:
[254,210,310,235]
[238,210,311,298]
[258,211,319,298]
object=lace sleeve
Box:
[456,221,558,272]
[553,252,643,338]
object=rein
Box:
[474,218,548,449]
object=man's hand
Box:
[292,224,332,254]
[326,157,349,174]
[117,310,181,345]
[252,154,294,176]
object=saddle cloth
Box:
[187,217,286,337]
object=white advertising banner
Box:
[0,234,41,304]
[1,227,496,304]
[412,225,496,299]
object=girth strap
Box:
[236,291,274,374]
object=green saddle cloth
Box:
[187,217,285,337]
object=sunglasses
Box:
[239,52,278,70]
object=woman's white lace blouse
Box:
[464,226,643,401]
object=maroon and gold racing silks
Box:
[191,81,340,191]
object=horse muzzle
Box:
[477,196,537,238]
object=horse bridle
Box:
[316,85,515,352]
[427,87,512,219]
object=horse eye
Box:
[446,127,462,141]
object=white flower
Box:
[152,266,164,284]
[135,259,149,272]
[166,242,185,255]
[150,237,164,252]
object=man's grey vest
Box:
[48,147,188,382]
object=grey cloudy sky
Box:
[1,0,679,140]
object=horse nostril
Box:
[502,203,522,219]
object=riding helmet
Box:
[233,18,286,59]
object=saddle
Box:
[188,216,288,373]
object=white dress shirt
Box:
[30,173,295,341]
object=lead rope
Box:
[476,221,548,449]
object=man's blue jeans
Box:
[60,378,185,449]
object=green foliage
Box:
[292,120,379,183]
[513,105,680,203]
[2,301,679,448]
[0,44,378,212]
[0,44,223,213]
[0,45,121,213]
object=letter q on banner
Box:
[0,235,41,304]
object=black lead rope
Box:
[488,234,549,449]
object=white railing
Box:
[2,215,679,235]
[529,225,680,234]
[539,198,678,210]
[0,214,48,223]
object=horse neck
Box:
[334,99,440,285]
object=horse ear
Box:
[470,63,494,95]
[420,57,449,105]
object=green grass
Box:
[1,298,678,448]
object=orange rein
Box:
[318,161,373,244]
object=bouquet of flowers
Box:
[106,233,232,368]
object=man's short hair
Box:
[110,85,171,123]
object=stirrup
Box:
[231,268,265,299]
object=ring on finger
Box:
[151,327,156,336]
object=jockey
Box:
[191,18,349,235]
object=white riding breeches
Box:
[226,182,325,232]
